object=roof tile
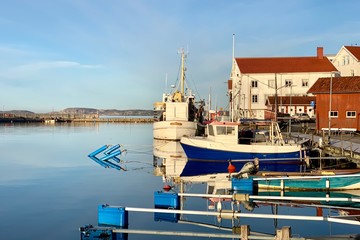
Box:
[236,57,337,74]
[344,46,360,61]
[307,76,360,94]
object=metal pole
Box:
[112,228,305,240]
[289,84,293,135]
[120,206,360,225]
[328,73,333,138]
[178,193,360,203]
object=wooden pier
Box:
[293,132,360,167]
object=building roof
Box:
[268,96,316,105]
[344,46,360,61]
[235,56,337,74]
[307,76,360,94]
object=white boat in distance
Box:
[153,49,204,141]
[180,120,309,176]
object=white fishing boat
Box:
[153,49,204,141]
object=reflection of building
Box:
[229,47,338,120]
[308,76,360,131]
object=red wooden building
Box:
[307,76,360,131]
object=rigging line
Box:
[125,150,153,155]
[172,53,183,93]
[186,71,203,101]
[122,160,153,166]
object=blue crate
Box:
[98,204,128,227]
[154,191,180,209]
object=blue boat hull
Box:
[180,142,304,176]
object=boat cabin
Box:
[206,121,283,145]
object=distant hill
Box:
[1,108,153,116]
[1,110,36,115]
[61,108,153,116]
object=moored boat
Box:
[153,49,204,141]
[180,120,309,176]
[250,172,360,191]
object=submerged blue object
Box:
[88,144,125,170]
[89,155,111,168]
[103,144,121,155]
[88,145,108,157]
[100,150,122,161]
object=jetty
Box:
[293,132,360,167]
[0,113,153,123]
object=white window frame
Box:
[268,79,275,88]
[285,79,292,87]
[251,80,258,88]
[346,111,356,118]
[329,111,338,118]
[252,94,258,103]
[302,79,309,87]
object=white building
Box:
[228,47,339,120]
[332,46,360,76]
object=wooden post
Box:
[275,226,291,240]
[240,225,250,240]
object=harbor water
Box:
[0,122,359,239]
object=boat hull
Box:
[253,174,360,191]
[153,121,197,141]
[180,137,304,176]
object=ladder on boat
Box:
[270,122,285,145]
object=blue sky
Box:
[0,0,359,113]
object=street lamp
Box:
[328,71,341,138]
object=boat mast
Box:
[180,48,186,98]
[230,34,235,122]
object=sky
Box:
[0,0,360,113]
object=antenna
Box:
[165,73,168,93]
[232,34,235,60]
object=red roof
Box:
[235,57,337,74]
[344,46,360,61]
[268,96,316,105]
[307,76,360,94]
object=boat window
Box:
[216,126,235,136]
[207,186,214,194]
[208,125,214,136]
[254,132,267,143]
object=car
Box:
[292,113,310,122]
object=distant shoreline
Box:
[0,115,154,124]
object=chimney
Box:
[228,79,232,90]
[317,47,324,59]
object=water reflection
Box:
[153,139,187,181]
[152,138,360,238]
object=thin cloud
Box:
[0,60,102,79]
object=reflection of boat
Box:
[153,139,187,179]
[180,120,308,176]
[153,49,204,141]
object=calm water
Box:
[0,123,359,239]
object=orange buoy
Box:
[228,162,236,173]
[163,184,172,192]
